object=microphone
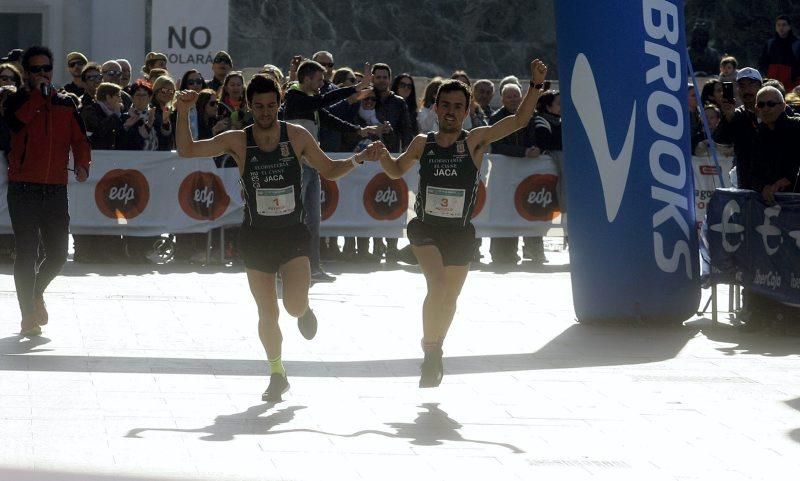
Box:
[40,82,50,98]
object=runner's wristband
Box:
[530,81,545,90]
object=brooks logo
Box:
[571,53,636,223]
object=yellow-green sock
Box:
[268,356,285,376]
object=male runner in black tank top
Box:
[175,76,379,402]
[376,59,549,388]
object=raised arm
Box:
[287,123,370,180]
[175,90,242,159]
[378,134,426,179]
[470,59,547,147]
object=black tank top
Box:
[240,121,304,229]
[414,131,479,227]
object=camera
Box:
[722,81,735,102]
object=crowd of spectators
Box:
[685,14,800,331]
[0,44,565,269]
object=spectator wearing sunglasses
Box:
[179,69,207,139]
[63,52,87,97]
[101,60,132,111]
[78,62,103,110]
[209,51,233,92]
[150,75,176,151]
[120,79,158,151]
[3,46,91,335]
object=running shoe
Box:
[419,348,444,388]
[262,373,290,402]
[298,308,318,340]
[20,314,42,337]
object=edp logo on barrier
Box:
[555,0,699,323]
[95,169,150,220]
[362,173,408,221]
[178,171,231,220]
[320,178,340,221]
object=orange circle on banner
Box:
[471,180,487,219]
[94,169,150,220]
[514,174,561,221]
[178,171,231,221]
[362,173,409,221]
[320,178,339,221]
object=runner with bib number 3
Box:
[175,76,381,402]
[375,59,548,387]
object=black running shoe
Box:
[298,308,318,340]
[262,373,290,402]
[419,349,444,388]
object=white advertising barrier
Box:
[0,151,567,237]
[151,0,229,81]
[0,151,242,236]
[691,154,734,233]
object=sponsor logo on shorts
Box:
[363,173,409,220]
[514,174,560,221]
[94,169,150,220]
[178,171,231,220]
[320,178,339,221]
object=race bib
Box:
[256,186,295,216]
[425,186,465,218]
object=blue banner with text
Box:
[705,189,800,304]
[555,0,700,323]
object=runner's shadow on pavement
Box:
[127,402,522,453]
[0,335,53,354]
[686,318,800,357]
[0,324,697,376]
[126,403,307,441]
[475,261,570,274]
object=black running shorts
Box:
[406,218,476,266]
[239,223,311,273]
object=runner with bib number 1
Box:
[375,59,548,388]
[175,76,381,402]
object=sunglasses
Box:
[159,88,175,95]
[363,97,377,102]
[27,64,53,73]
[103,70,122,77]
[213,57,231,65]
[68,60,86,69]
[757,100,782,108]
[319,62,334,68]
[0,75,15,82]
[398,81,413,89]
[186,79,204,86]
[85,74,102,82]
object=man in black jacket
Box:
[282,60,375,282]
[489,83,542,264]
[759,15,800,91]
[371,63,413,260]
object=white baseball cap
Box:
[736,67,763,83]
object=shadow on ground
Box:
[0,324,699,376]
[686,317,800,357]
[126,402,523,452]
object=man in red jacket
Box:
[3,45,91,336]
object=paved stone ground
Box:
[0,244,799,481]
